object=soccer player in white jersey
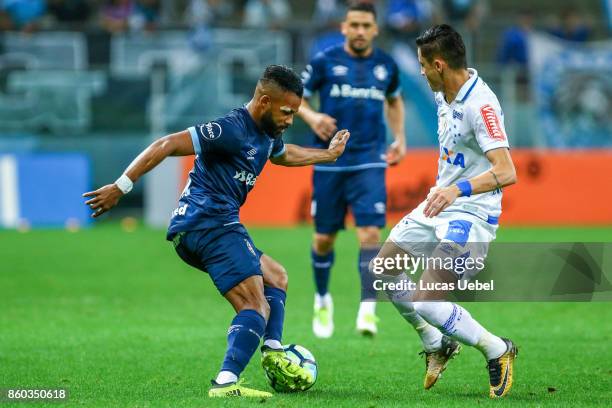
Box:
[372,25,518,398]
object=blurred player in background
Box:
[83,65,349,398]
[298,1,406,338]
[375,25,518,397]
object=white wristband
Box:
[115,174,133,194]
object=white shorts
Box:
[388,201,498,278]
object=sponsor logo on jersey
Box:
[199,121,222,140]
[244,239,257,257]
[480,104,506,141]
[452,110,464,120]
[234,169,257,186]
[332,65,348,76]
[246,147,257,160]
[373,64,388,81]
[441,147,465,168]
[171,203,188,217]
[329,84,385,101]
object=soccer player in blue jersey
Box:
[83,65,349,398]
[298,2,407,337]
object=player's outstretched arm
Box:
[270,129,350,167]
[297,98,337,141]
[82,130,194,218]
[424,147,517,217]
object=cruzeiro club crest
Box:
[373,64,388,81]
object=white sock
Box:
[413,301,508,359]
[379,272,412,303]
[358,301,376,316]
[263,339,282,350]
[401,310,443,352]
[476,330,508,360]
[414,301,483,346]
[215,370,237,385]
[380,272,443,351]
[315,293,333,308]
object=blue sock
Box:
[312,249,334,296]
[359,247,379,301]
[220,309,266,378]
[263,286,286,345]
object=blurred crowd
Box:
[0,1,600,74]
[0,0,298,33]
[0,1,594,38]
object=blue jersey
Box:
[166,107,285,240]
[301,44,401,171]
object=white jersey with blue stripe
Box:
[433,68,510,223]
[166,107,285,239]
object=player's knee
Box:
[259,301,270,320]
[313,233,335,254]
[262,255,289,290]
[276,266,288,290]
[270,264,288,290]
[243,298,270,321]
[357,227,381,246]
[236,288,270,320]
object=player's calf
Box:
[209,276,270,396]
[262,254,288,291]
[261,254,288,350]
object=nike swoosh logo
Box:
[494,356,510,396]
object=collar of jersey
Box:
[240,105,270,138]
[341,45,378,60]
[452,68,479,104]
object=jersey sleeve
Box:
[301,53,326,98]
[269,136,286,158]
[187,116,240,156]
[469,101,510,153]
[386,60,401,98]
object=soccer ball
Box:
[265,344,318,392]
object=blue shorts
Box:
[312,167,387,234]
[173,223,263,295]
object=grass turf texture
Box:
[1,225,611,407]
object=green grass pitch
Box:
[1,225,611,407]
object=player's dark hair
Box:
[260,65,303,98]
[416,24,467,70]
[347,1,377,19]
